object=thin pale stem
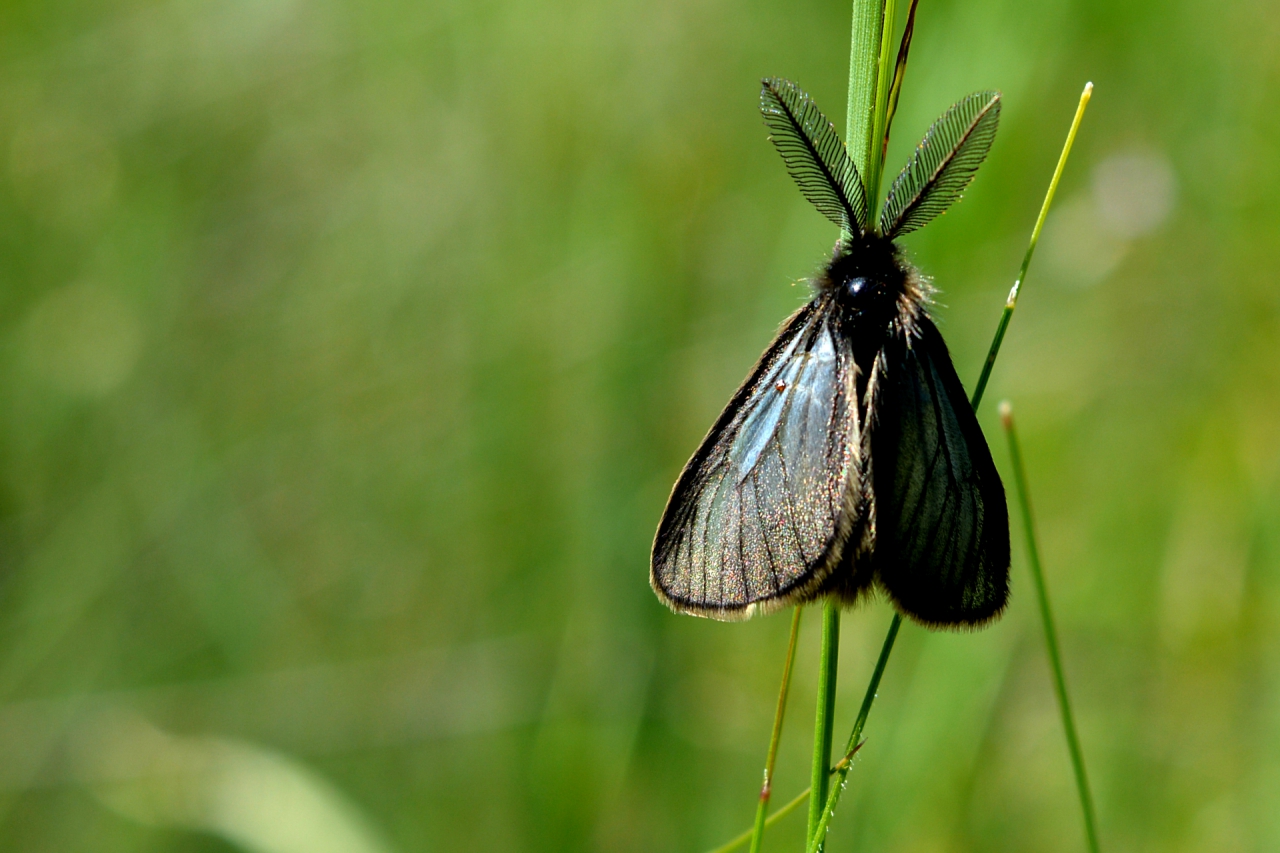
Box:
[707,788,812,853]
[970,82,1093,408]
[806,600,841,848]
[1001,403,1101,853]
[748,607,803,853]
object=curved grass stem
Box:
[970,82,1092,409]
[1001,403,1102,853]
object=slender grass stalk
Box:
[805,1,895,848]
[864,0,897,209]
[804,82,1095,853]
[806,600,842,847]
[1000,402,1101,853]
[748,607,803,853]
[846,0,889,201]
[970,82,1093,408]
[803,3,896,845]
[803,613,901,853]
[708,788,812,853]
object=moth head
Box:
[846,276,873,299]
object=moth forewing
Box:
[650,298,863,620]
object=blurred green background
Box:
[0,0,1277,850]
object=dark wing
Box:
[879,91,1000,239]
[869,314,1009,627]
[652,299,861,620]
[760,78,868,234]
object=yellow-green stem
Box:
[970,82,1092,409]
[805,83,1094,853]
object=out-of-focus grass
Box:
[0,0,1278,850]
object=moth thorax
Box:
[825,233,906,309]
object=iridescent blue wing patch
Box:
[869,315,1010,626]
[651,299,861,620]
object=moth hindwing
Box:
[868,314,1010,626]
[760,78,867,234]
[880,91,1001,238]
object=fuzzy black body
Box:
[649,78,1010,628]
[826,236,1009,625]
[651,235,1008,626]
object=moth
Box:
[650,78,1009,628]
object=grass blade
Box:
[845,0,891,209]
[881,0,921,164]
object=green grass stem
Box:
[707,788,812,853]
[864,0,897,210]
[846,0,890,206]
[748,606,803,853]
[806,600,842,848]
[804,612,901,853]
[1001,402,1102,853]
[805,1,894,848]
[804,81,1094,853]
[970,82,1092,409]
